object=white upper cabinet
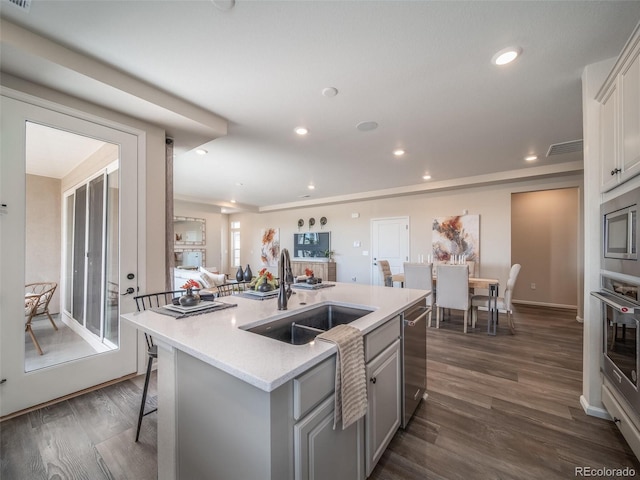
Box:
[621,51,640,176]
[598,24,640,192]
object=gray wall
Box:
[25,174,61,313]
[228,173,583,307]
[511,188,580,308]
[174,200,224,272]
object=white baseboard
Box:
[512,299,578,310]
[580,395,611,420]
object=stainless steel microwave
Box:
[603,187,640,276]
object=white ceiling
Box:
[2,1,640,212]
[25,122,107,179]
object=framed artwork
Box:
[432,215,479,262]
[260,227,280,266]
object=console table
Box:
[290,259,336,281]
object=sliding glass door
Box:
[64,162,119,347]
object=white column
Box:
[580,58,615,418]
[157,340,178,480]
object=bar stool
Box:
[133,290,184,442]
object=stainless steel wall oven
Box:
[593,187,640,416]
[593,276,640,415]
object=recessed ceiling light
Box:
[235,182,244,186]
[422,174,432,180]
[295,127,309,136]
[491,46,522,66]
[356,121,378,132]
[230,199,236,203]
[393,149,405,157]
[211,0,235,11]
[308,184,315,190]
[195,148,208,155]
[322,87,338,97]
[525,155,538,162]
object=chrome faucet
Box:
[278,248,294,310]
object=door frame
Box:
[370,216,410,286]
[0,87,146,416]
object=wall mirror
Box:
[174,216,205,246]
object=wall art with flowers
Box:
[260,227,280,267]
[432,214,479,262]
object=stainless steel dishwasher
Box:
[401,300,428,428]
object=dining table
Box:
[431,275,501,334]
[430,275,500,291]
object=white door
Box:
[0,94,139,416]
[371,217,409,286]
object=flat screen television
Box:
[293,232,330,258]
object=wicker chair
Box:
[24,282,58,355]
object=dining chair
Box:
[24,282,58,355]
[471,264,521,334]
[403,262,434,326]
[466,260,477,278]
[435,264,472,333]
[378,260,404,287]
[133,290,184,442]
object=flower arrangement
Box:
[181,279,200,292]
[253,268,278,291]
[305,268,314,277]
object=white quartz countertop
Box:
[121,282,427,392]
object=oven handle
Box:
[591,291,640,314]
[404,307,429,327]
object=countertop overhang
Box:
[121,282,428,392]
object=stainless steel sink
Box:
[243,304,374,345]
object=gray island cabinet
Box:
[121,282,426,480]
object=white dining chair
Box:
[435,264,472,333]
[466,260,477,277]
[471,264,521,334]
[403,262,434,326]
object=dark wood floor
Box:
[2,305,638,479]
[370,304,640,480]
[0,374,158,480]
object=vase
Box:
[179,288,201,307]
[235,265,244,283]
[243,264,253,282]
[257,278,273,292]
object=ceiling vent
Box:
[7,0,31,11]
[546,139,583,157]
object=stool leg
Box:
[135,354,154,442]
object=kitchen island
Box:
[122,282,427,480]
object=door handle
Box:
[121,287,135,296]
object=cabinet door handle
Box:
[370,377,376,384]
[611,168,622,175]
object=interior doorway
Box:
[511,188,580,309]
